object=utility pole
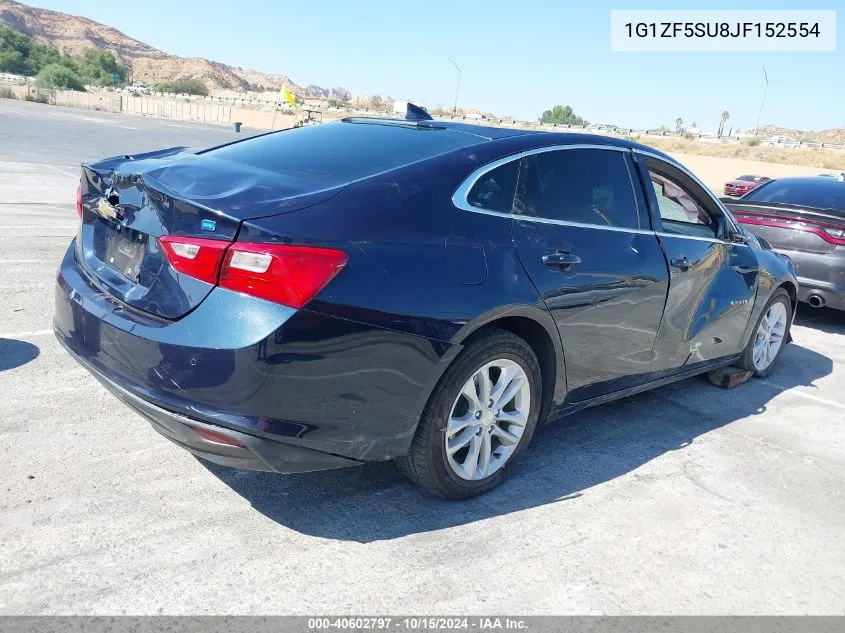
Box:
[754,66,768,137]
[448,58,461,117]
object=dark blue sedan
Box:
[55,118,798,499]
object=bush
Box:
[0,86,16,99]
[0,26,126,83]
[153,78,208,96]
[36,63,85,91]
[73,49,125,86]
[745,137,761,147]
[539,104,588,126]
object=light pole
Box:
[448,58,461,117]
[754,66,768,137]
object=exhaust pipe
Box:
[807,294,826,308]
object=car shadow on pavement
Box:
[793,304,845,335]
[200,342,832,543]
[0,339,40,371]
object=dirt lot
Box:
[667,152,830,192]
[1,100,844,615]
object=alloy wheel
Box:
[752,301,788,371]
[444,359,530,481]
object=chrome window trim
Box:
[451,143,749,245]
[452,143,629,215]
[634,149,742,235]
[654,231,734,245]
[516,214,655,235]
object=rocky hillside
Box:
[0,0,349,97]
[757,125,845,145]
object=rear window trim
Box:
[453,144,656,235]
[454,144,631,212]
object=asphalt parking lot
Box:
[1,99,844,615]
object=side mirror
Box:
[756,236,774,250]
[730,231,750,245]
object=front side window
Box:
[519,149,640,229]
[466,159,519,213]
[646,170,718,239]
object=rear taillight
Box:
[76,184,83,217]
[220,243,347,308]
[158,236,347,308]
[734,212,845,246]
[158,236,229,285]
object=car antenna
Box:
[405,102,433,121]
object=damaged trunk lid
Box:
[77,146,344,319]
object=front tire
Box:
[396,328,542,499]
[737,288,792,377]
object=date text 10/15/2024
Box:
[307,617,529,631]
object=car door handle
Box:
[731,264,759,273]
[670,256,692,271]
[542,251,581,270]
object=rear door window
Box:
[466,160,519,213]
[202,120,482,185]
[518,149,642,229]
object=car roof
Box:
[430,120,674,160]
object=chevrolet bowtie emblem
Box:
[96,197,121,221]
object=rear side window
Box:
[519,149,641,229]
[466,160,519,213]
[745,179,845,212]
[203,121,481,185]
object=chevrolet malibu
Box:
[55,118,798,499]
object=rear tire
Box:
[736,288,792,378]
[395,328,542,499]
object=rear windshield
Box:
[202,121,481,184]
[745,178,845,212]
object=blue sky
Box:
[26,0,843,131]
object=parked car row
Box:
[723,174,771,197]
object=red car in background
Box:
[724,174,771,197]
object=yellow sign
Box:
[283,87,296,106]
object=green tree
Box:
[0,25,35,74]
[153,78,208,96]
[0,49,32,75]
[0,25,32,57]
[28,42,62,72]
[36,63,85,91]
[539,105,588,126]
[717,110,730,137]
[73,49,126,85]
[674,117,684,132]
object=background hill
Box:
[0,0,350,98]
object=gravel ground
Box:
[1,99,843,615]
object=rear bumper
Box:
[55,333,361,473]
[54,240,455,467]
[796,278,845,311]
[774,247,845,311]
